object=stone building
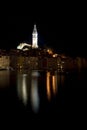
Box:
[0,50,10,70]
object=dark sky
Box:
[0,14,86,57]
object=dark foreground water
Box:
[0,69,87,127]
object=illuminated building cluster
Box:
[0,25,87,71]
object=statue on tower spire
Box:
[32,24,38,48]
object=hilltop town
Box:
[0,25,87,72]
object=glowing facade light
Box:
[17,43,31,50]
[47,49,53,54]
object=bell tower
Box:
[32,24,38,48]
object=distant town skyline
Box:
[0,15,86,57]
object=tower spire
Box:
[32,24,38,48]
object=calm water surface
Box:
[0,69,87,125]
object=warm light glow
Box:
[53,54,58,57]
[47,49,53,54]
[46,71,51,100]
[52,75,57,95]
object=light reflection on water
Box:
[0,70,66,113]
[17,70,40,113]
[31,71,40,113]
[0,69,87,115]
[16,70,65,113]
[0,70,10,88]
[17,73,28,105]
[46,71,58,100]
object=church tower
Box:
[32,24,38,48]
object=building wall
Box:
[9,55,58,70]
[0,56,10,69]
[0,52,87,71]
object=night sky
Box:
[0,14,86,57]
